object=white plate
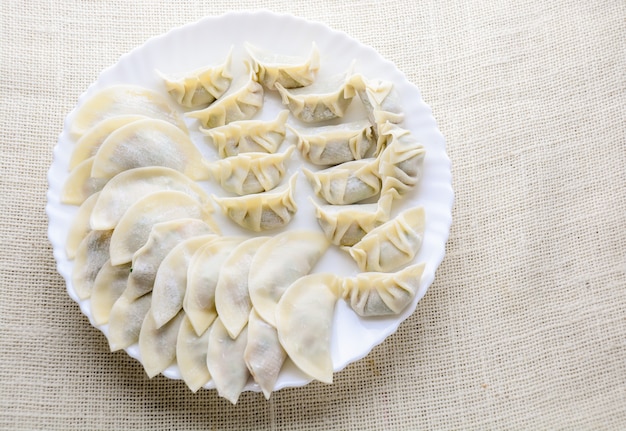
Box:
[46,10,453,394]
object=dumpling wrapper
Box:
[212,173,298,232]
[348,75,404,136]
[302,158,381,205]
[289,120,375,166]
[61,157,107,205]
[244,309,286,400]
[91,260,131,325]
[215,236,269,339]
[69,115,146,169]
[378,123,426,198]
[275,273,340,384]
[90,166,213,230]
[208,147,294,195]
[107,291,152,352]
[345,206,425,273]
[90,118,209,181]
[72,229,112,300]
[70,85,187,138]
[206,318,250,405]
[311,192,393,246]
[248,230,329,327]
[200,110,289,158]
[245,42,320,90]
[150,234,217,329]
[176,315,212,392]
[183,237,246,336]
[138,309,185,378]
[109,190,217,266]
[186,62,263,129]
[158,48,233,108]
[341,263,425,316]
[275,64,355,123]
[66,191,100,260]
[125,219,216,300]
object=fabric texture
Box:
[1,0,625,429]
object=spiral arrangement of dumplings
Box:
[62,43,427,403]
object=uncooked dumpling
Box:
[70,85,187,137]
[176,315,212,392]
[245,42,320,90]
[186,62,264,128]
[66,191,100,260]
[150,235,217,329]
[72,229,113,300]
[200,110,289,158]
[348,75,404,135]
[341,263,425,317]
[158,48,233,108]
[90,118,209,181]
[107,291,152,352]
[207,147,294,195]
[275,273,340,384]
[61,157,107,205]
[346,206,425,272]
[91,260,131,325]
[212,173,298,232]
[311,192,393,246]
[206,318,250,405]
[138,309,185,378]
[248,230,329,327]
[275,65,355,123]
[215,236,269,339]
[289,120,375,166]
[183,237,246,336]
[377,122,426,198]
[302,158,381,205]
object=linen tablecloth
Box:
[1,1,624,429]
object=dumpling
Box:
[90,166,213,230]
[349,75,404,134]
[70,85,187,137]
[302,158,381,205]
[341,263,425,317]
[275,65,355,123]
[69,115,146,169]
[186,62,264,128]
[211,173,298,232]
[215,236,269,339]
[125,219,216,300]
[243,309,286,400]
[90,118,210,181]
[158,48,233,108]
[245,42,320,90]
[206,318,250,405]
[66,191,100,259]
[207,147,294,195]
[61,157,107,205]
[91,260,131,325]
[150,235,217,329]
[176,315,212,392]
[377,123,426,198]
[248,230,329,327]
[345,206,425,272]
[108,190,217,265]
[72,229,112,300]
[200,110,289,158]
[275,273,340,384]
[138,309,185,378]
[289,120,375,166]
[311,192,393,246]
[184,237,246,336]
[107,291,152,351]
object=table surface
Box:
[1,1,624,429]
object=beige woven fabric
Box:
[1,0,625,429]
